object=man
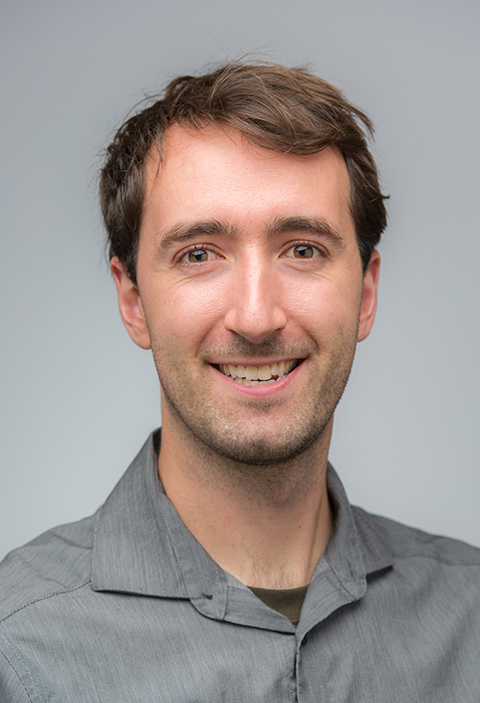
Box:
[1,61,479,701]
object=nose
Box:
[223,257,287,344]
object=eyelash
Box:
[175,240,328,265]
[282,241,328,260]
[177,245,222,264]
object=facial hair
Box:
[152,332,357,469]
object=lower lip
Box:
[210,361,304,398]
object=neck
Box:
[158,409,333,589]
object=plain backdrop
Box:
[1,0,479,561]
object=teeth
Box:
[258,365,271,381]
[218,360,297,384]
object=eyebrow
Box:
[155,215,345,254]
[266,216,345,248]
[155,220,238,252]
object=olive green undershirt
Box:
[249,584,309,627]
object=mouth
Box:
[214,359,300,386]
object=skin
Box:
[112,124,380,588]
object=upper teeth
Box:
[218,360,296,383]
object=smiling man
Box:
[1,62,479,701]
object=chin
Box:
[190,418,328,468]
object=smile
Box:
[216,360,299,386]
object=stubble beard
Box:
[152,334,357,472]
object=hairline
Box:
[135,122,367,279]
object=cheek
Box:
[285,277,362,336]
[147,281,227,347]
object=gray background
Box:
[1,0,479,561]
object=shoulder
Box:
[0,514,95,623]
[353,505,480,604]
[354,506,480,565]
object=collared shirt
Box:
[1,430,480,701]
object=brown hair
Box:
[100,61,387,284]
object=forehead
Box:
[142,124,354,239]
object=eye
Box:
[292,244,314,259]
[283,242,326,260]
[179,247,217,264]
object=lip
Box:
[209,358,305,398]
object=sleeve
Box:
[0,648,32,703]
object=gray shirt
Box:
[1,430,479,701]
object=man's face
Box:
[112,125,379,465]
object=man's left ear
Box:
[110,257,152,350]
[357,250,380,342]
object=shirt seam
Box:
[323,561,358,599]
[0,580,91,625]
[355,507,480,568]
[162,513,225,604]
[0,633,42,703]
[227,582,251,594]
[353,508,395,571]
[162,515,200,598]
[394,554,480,567]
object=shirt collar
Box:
[92,430,394,622]
[92,430,228,618]
[323,466,394,592]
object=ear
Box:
[110,257,151,350]
[357,250,380,342]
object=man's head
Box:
[105,61,385,468]
[100,61,387,285]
